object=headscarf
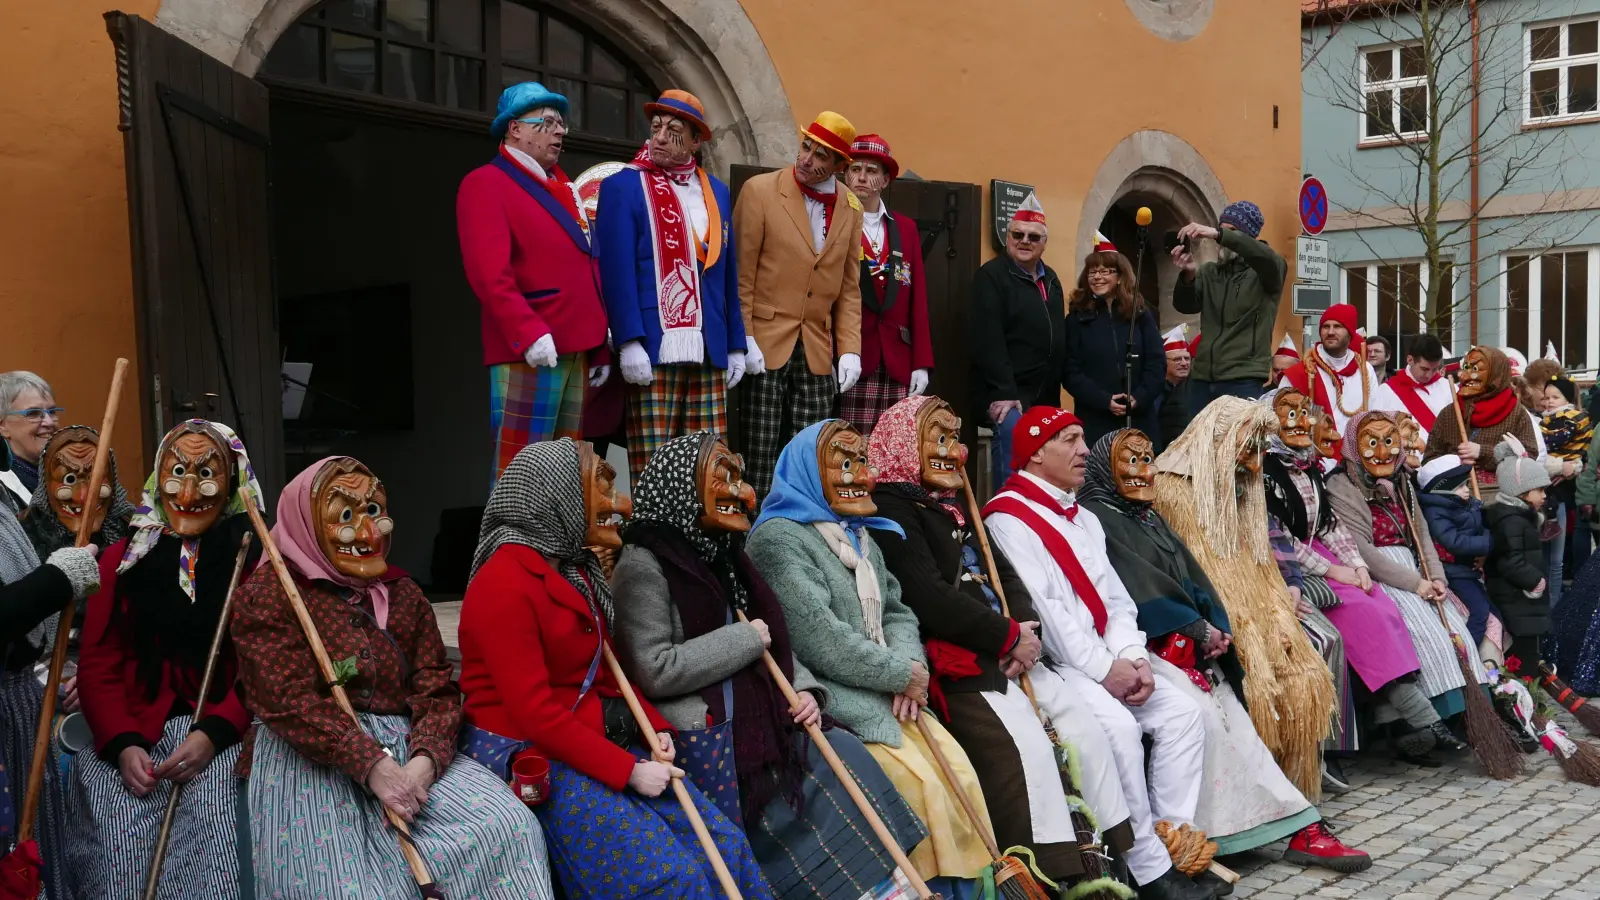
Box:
[471,438,612,626]
[1263,387,1320,471]
[1155,395,1277,564]
[867,395,965,525]
[1341,410,1399,500]
[625,432,724,562]
[118,420,261,602]
[1079,428,1162,528]
[269,457,400,630]
[21,425,136,558]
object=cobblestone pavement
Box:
[1223,728,1600,900]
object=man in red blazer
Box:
[457,82,611,484]
[838,134,933,436]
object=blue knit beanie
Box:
[1220,201,1264,238]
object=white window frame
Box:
[1525,15,1600,124]
[1340,259,1431,335]
[1359,42,1429,144]
[1498,247,1600,378]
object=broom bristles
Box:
[1460,647,1525,779]
[1531,712,1600,786]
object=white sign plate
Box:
[1297,236,1329,283]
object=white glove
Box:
[908,368,930,396]
[836,353,862,394]
[619,342,654,386]
[588,365,611,387]
[46,545,101,600]
[744,339,766,375]
[524,334,559,368]
[725,352,747,390]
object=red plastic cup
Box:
[511,754,551,807]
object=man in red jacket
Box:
[838,134,933,436]
[457,82,612,484]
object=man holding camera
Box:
[1170,201,1287,417]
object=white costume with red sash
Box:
[984,470,1206,885]
[1371,369,1454,442]
[1281,346,1378,440]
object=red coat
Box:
[456,153,609,366]
[860,212,934,384]
[458,544,671,791]
[78,539,252,758]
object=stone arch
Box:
[1121,0,1214,42]
[153,0,795,173]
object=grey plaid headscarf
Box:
[21,426,136,559]
[471,438,614,625]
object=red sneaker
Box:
[1281,823,1372,872]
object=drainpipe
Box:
[1469,0,1481,344]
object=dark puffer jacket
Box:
[1483,502,1549,643]
[1418,492,1493,582]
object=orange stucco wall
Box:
[0,0,155,490]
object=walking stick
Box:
[732,609,940,900]
[17,359,128,849]
[241,492,446,899]
[961,472,1236,889]
[1447,376,1482,501]
[142,534,251,900]
[600,644,745,900]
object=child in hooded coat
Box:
[1484,440,1552,662]
[1416,456,1499,648]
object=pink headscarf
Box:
[268,456,394,629]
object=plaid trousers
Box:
[489,352,587,485]
[625,364,728,478]
[836,363,909,438]
[739,345,837,498]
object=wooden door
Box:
[107,12,285,501]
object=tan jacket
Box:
[733,166,864,375]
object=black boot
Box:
[1137,867,1214,900]
[1321,756,1352,794]
[1195,869,1235,897]
[1394,722,1440,766]
[1429,721,1469,753]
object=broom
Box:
[242,491,446,899]
[733,610,942,900]
[142,533,252,900]
[962,474,1149,898]
[1529,711,1600,786]
[1399,476,1523,779]
[1536,663,1600,736]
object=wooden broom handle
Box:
[19,357,127,843]
[242,491,440,893]
[143,534,251,900]
[1448,375,1481,501]
[601,643,745,900]
[734,610,938,900]
[913,716,1000,861]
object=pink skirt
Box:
[1313,540,1422,692]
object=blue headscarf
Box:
[753,420,905,549]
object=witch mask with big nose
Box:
[819,421,878,517]
[160,430,231,537]
[44,427,113,536]
[313,459,394,580]
[917,403,966,491]
[1357,417,1402,479]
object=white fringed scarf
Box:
[812,522,887,646]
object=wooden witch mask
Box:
[1235,425,1268,476]
[916,400,965,492]
[1273,389,1315,451]
[312,457,394,580]
[1355,414,1402,479]
[1313,405,1342,460]
[818,420,877,517]
[580,441,631,549]
[1111,430,1157,503]
[699,438,757,533]
[1457,347,1508,399]
[42,426,113,537]
[1394,412,1424,469]
[159,423,233,537]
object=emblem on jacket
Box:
[893,256,911,287]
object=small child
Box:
[1417,455,1498,646]
[1484,440,1552,662]
[1540,375,1592,607]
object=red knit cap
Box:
[1011,406,1083,470]
[1320,303,1359,336]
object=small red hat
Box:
[1092,231,1117,253]
[1010,192,1047,231]
[1273,334,1300,360]
[848,134,899,180]
[1011,406,1083,471]
[1163,324,1190,353]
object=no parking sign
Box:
[1299,176,1328,236]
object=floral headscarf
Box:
[867,395,965,525]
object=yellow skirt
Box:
[865,715,994,880]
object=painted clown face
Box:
[1313,409,1342,460]
[43,427,112,537]
[159,429,231,536]
[1458,348,1490,398]
[818,420,877,517]
[1111,430,1157,504]
[580,442,631,550]
[313,459,393,580]
[699,440,757,533]
[1274,390,1315,450]
[917,403,965,491]
[1357,416,1402,479]
[1394,412,1424,470]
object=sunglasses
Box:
[1009,231,1045,244]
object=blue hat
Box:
[491,82,569,138]
[1220,200,1264,238]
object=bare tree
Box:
[1304,0,1597,337]
[1303,0,1371,71]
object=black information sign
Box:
[990,180,1035,252]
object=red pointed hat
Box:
[1093,231,1117,253]
[1273,334,1301,360]
[800,111,855,160]
[1010,192,1047,231]
[1011,406,1083,470]
[1163,324,1190,353]
[848,134,899,180]
[1188,332,1202,357]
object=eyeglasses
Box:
[1085,267,1117,278]
[515,114,566,130]
[1009,231,1045,244]
[6,407,64,422]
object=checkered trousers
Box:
[836,363,909,438]
[625,364,729,478]
[739,344,837,498]
[489,352,587,486]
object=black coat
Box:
[968,256,1067,421]
[1063,299,1165,446]
[869,489,1038,695]
[1484,503,1549,641]
[1157,379,1193,451]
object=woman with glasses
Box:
[0,371,63,509]
[1062,236,1165,448]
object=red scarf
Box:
[1468,386,1520,428]
[982,474,1108,635]
[499,145,583,227]
[1383,369,1441,430]
[794,171,835,238]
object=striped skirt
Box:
[1,670,76,900]
[1373,546,1483,716]
[1296,597,1358,752]
[64,715,242,900]
[249,714,553,900]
